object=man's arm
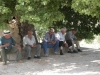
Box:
[0,43,10,48]
[23,37,31,47]
[0,37,10,48]
[43,33,52,43]
[10,37,21,51]
[73,35,77,40]
[55,32,62,41]
[31,36,36,48]
[11,37,16,45]
[23,36,29,47]
[43,33,48,42]
[67,31,74,41]
[64,40,68,47]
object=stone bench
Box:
[0,47,68,61]
[22,47,68,58]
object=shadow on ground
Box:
[0,47,100,75]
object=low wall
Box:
[1,47,68,61]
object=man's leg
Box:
[54,41,59,52]
[0,48,7,64]
[42,41,48,55]
[47,43,59,55]
[66,40,78,53]
[34,44,41,58]
[72,40,78,53]
[24,46,32,59]
[59,41,64,50]
[71,41,75,50]
[74,40,80,49]
[43,41,57,56]
[74,40,82,52]
[66,40,73,53]
[11,46,22,61]
[59,41,64,55]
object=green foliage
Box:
[0,0,100,40]
[71,0,100,39]
[35,25,48,42]
[54,6,98,39]
[72,0,100,18]
[0,0,14,29]
[15,0,65,26]
[0,0,66,29]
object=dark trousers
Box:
[66,40,72,47]
[59,41,64,47]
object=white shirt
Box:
[23,35,36,47]
[55,32,65,41]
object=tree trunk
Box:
[19,20,38,45]
[9,16,21,44]
[9,17,38,46]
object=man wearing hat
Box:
[65,29,82,53]
[0,30,22,65]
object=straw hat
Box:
[2,30,11,36]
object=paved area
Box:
[0,48,100,75]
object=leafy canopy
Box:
[72,0,100,18]
[0,0,100,40]
[0,0,67,27]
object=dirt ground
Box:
[0,47,100,75]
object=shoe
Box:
[60,50,64,55]
[2,62,7,65]
[44,54,48,57]
[27,57,31,60]
[78,49,82,52]
[73,50,78,53]
[34,56,41,59]
[54,52,59,55]
[68,50,73,53]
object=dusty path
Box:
[0,47,100,75]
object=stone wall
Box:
[6,47,68,60]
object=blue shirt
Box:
[0,36,16,49]
[43,32,56,42]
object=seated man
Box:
[0,30,22,65]
[42,28,59,56]
[56,28,68,55]
[65,29,82,53]
[23,30,41,60]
